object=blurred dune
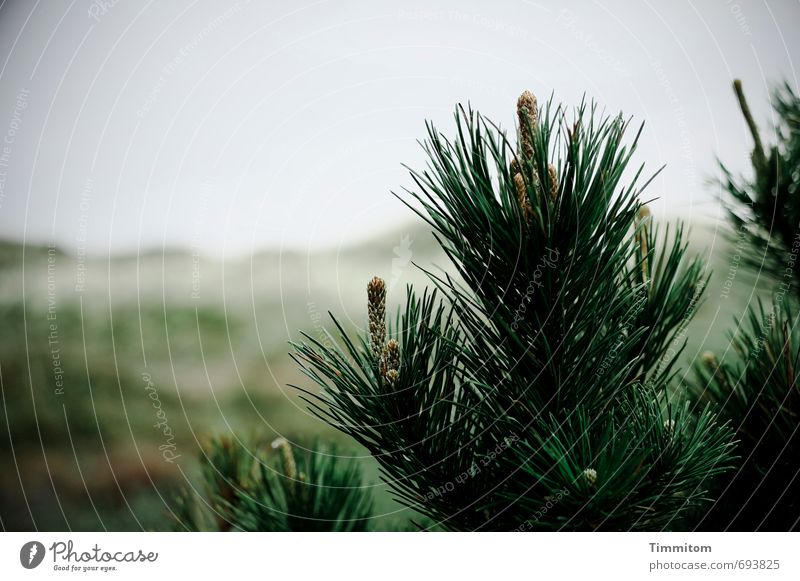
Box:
[0,216,774,530]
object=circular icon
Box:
[20,541,45,569]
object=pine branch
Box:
[693,298,800,530]
[295,90,735,531]
[171,435,374,532]
[692,80,800,531]
[722,81,800,292]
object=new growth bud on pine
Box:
[384,339,400,385]
[513,91,540,223]
[699,350,734,397]
[513,172,533,222]
[381,339,401,385]
[368,277,402,386]
[635,205,652,287]
[385,339,400,371]
[663,419,676,440]
[583,468,598,488]
[547,164,558,202]
[271,437,298,485]
[517,90,538,161]
[701,351,717,369]
[367,277,386,359]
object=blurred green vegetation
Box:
[0,236,427,531]
[0,221,772,530]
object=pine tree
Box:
[172,435,374,531]
[293,90,735,531]
[720,80,800,292]
[692,80,800,531]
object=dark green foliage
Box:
[294,93,736,530]
[509,397,733,531]
[691,80,800,531]
[694,81,800,531]
[172,435,374,531]
[722,80,800,291]
[694,300,800,530]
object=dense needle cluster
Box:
[293,88,736,531]
[172,81,800,532]
[172,436,373,532]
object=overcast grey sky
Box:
[0,0,798,256]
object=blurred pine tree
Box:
[172,436,374,532]
[693,81,800,531]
